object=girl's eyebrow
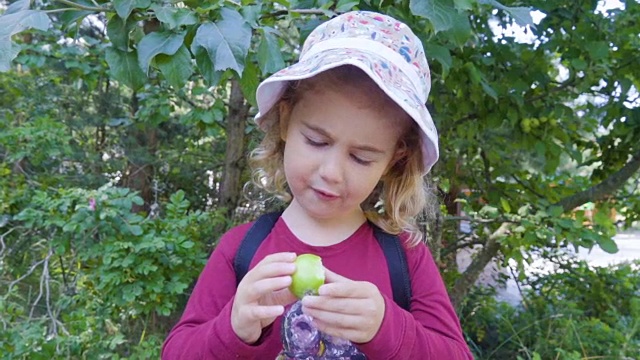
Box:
[302,121,385,154]
[302,122,331,137]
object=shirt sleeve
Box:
[161,223,279,359]
[357,241,474,359]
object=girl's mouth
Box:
[313,188,339,200]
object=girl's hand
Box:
[300,268,385,344]
[231,252,298,344]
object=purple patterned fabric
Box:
[276,300,366,360]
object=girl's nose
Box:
[318,151,344,184]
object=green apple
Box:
[289,254,325,299]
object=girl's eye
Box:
[305,136,326,147]
[351,155,372,166]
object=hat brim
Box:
[255,48,439,174]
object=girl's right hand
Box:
[231,252,298,344]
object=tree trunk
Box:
[219,79,250,220]
[449,149,640,309]
[124,92,156,213]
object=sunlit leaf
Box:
[410,0,456,33]
[239,60,259,107]
[137,31,186,74]
[190,8,251,76]
[156,45,193,88]
[257,29,284,76]
[107,15,138,51]
[113,0,151,20]
[597,237,619,254]
[105,47,146,90]
[150,4,197,30]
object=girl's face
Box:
[282,86,406,224]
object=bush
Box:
[0,185,226,358]
[461,259,640,360]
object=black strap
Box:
[233,211,283,286]
[372,225,412,312]
[233,212,412,311]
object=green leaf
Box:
[500,197,511,213]
[447,12,472,46]
[597,236,618,254]
[410,0,456,33]
[107,15,137,51]
[241,5,262,28]
[156,45,193,89]
[171,189,185,203]
[480,78,498,100]
[586,41,609,61]
[0,41,20,72]
[129,225,143,236]
[454,0,474,10]
[335,0,359,12]
[480,205,499,218]
[239,60,259,107]
[425,43,452,75]
[113,0,151,20]
[479,0,534,28]
[132,195,144,206]
[463,62,482,84]
[571,58,587,71]
[5,0,30,14]
[137,31,186,74]
[0,8,51,38]
[150,4,197,30]
[191,8,251,76]
[105,47,146,90]
[257,30,285,76]
[194,49,223,86]
[548,205,563,217]
[56,0,95,26]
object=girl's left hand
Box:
[300,268,385,343]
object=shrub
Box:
[461,259,640,359]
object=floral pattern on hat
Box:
[298,12,431,102]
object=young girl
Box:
[162,11,473,359]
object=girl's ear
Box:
[279,101,292,142]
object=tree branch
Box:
[441,238,487,258]
[555,150,640,211]
[449,149,640,308]
[450,222,510,307]
[54,0,107,12]
[511,174,545,199]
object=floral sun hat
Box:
[254,10,439,174]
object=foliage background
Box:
[1,0,639,358]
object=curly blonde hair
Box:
[249,66,432,246]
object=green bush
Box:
[461,259,640,360]
[0,185,226,358]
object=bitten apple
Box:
[289,254,325,299]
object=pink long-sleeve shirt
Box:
[162,217,473,359]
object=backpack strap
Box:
[233,211,283,286]
[233,212,412,311]
[372,225,412,312]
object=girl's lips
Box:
[313,188,339,200]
